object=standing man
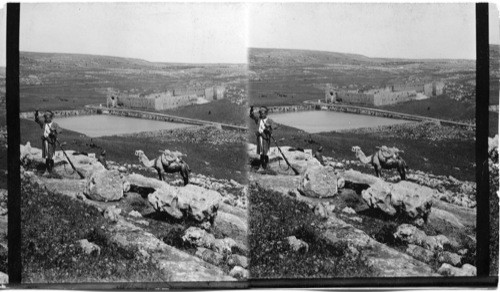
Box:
[250,106,275,169]
[35,110,61,175]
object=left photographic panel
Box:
[19,3,249,285]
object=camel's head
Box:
[351,146,361,153]
[134,150,144,157]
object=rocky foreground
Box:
[20,142,248,282]
[248,141,481,277]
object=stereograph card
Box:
[0,2,498,289]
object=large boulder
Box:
[298,166,338,198]
[361,180,434,220]
[149,184,222,222]
[84,169,124,202]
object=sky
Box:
[19,3,248,64]
[249,3,480,60]
[0,3,495,66]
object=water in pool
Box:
[55,115,193,137]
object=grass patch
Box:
[249,184,375,278]
[21,178,168,283]
[162,99,246,126]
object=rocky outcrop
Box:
[406,244,435,263]
[106,219,234,281]
[298,166,338,198]
[84,169,124,202]
[438,263,476,276]
[361,180,434,220]
[195,247,224,266]
[437,251,462,266]
[228,254,248,268]
[394,224,451,251]
[20,143,107,179]
[149,184,222,222]
[229,266,249,279]
[321,216,437,277]
[247,143,322,175]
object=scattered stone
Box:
[77,239,101,256]
[182,227,215,249]
[227,254,249,268]
[314,203,328,219]
[437,251,462,266]
[0,272,8,284]
[286,236,309,253]
[136,249,150,262]
[84,169,124,202]
[229,266,249,280]
[438,263,476,276]
[350,216,363,223]
[200,221,212,230]
[103,206,121,222]
[213,238,237,255]
[118,166,127,173]
[413,218,425,227]
[195,247,224,266]
[325,204,336,214]
[337,176,345,189]
[122,181,131,193]
[458,249,468,256]
[342,207,356,215]
[76,192,86,201]
[128,210,142,218]
[297,166,338,198]
[149,184,222,222]
[406,244,435,263]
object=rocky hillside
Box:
[20,143,248,283]
[248,143,478,278]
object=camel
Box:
[135,150,190,185]
[351,146,407,180]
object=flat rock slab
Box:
[249,173,301,195]
[126,173,170,190]
[107,219,234,282]
[321,216,438,277]
[21,143,106,179]
[248,143,321,175]
[342,169,384,186]
[40,178,86,199]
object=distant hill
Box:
[20,51,243,72]
[249,47,475,67]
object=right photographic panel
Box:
[248,3,483,278]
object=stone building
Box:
[325,80,445,106]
